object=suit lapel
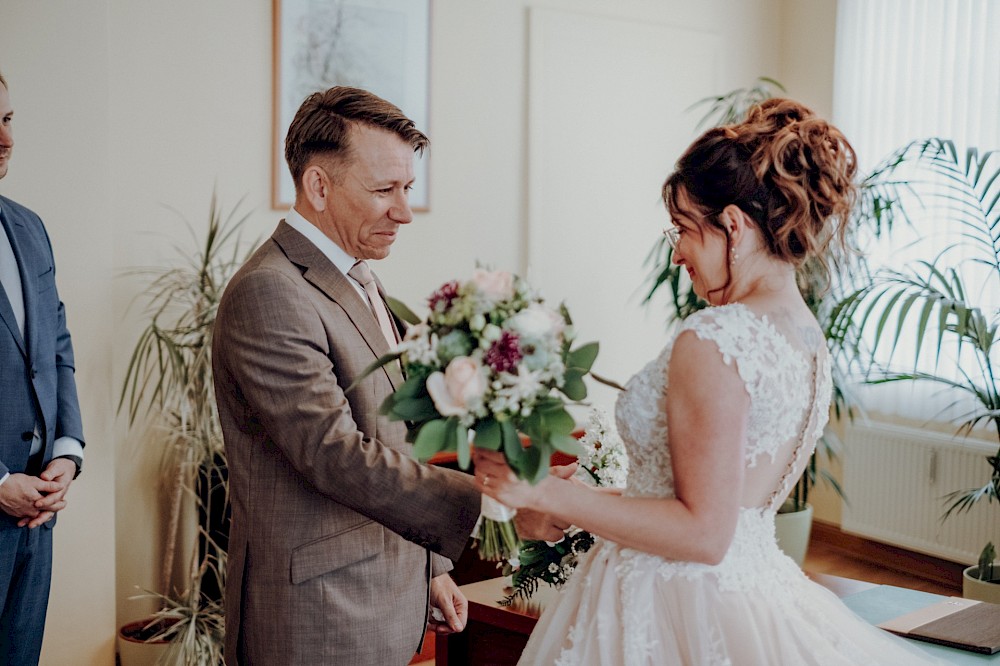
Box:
[0,206,28,358]
[272,221,404,390]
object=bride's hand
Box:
[472,449,556,510]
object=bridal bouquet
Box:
[499,409,628,605]
[361,268,604,560]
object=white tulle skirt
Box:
[518,511,949,666]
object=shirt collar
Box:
[284,207,358,277]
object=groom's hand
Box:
[429,574,467,635]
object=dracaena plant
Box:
[120,191,256,663]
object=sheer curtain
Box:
[832,0,1000,421]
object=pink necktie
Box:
[348,260,398,349]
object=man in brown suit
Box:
[213,87,567,665]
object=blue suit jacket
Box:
[0,195,84,529]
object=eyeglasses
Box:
[662,226,681,250]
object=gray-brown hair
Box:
[284,86,428,192]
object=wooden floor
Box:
[804,521,963,596]
[411,523,965,665]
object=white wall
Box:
[0,3,117,664]
[0,1,836,662]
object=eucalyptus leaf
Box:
[501,419,523,464]
[542,406,576,435]
[551,433,584,457]
[390,396,439,422]
[456,423,471,470]
[344,351,404,394]
[395,375,428,400]
[519,445,549,485]
[385,296,421,325]
[474,419,502,451]
[561,370,588,401]
[567,342,599,371]
[413,419,450,461]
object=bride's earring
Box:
[730,246,739,266]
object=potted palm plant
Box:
[118,192,254,665]
[829,139,1000,602]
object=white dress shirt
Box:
[284,207,371,301]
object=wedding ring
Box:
[483,475,491,487]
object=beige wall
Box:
[0,1,837,663]
[0,3,118,664]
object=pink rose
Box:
[426,356,488,417]
[471,269,515,301]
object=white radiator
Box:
[842,422,1000,564]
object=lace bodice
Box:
[614,303,832,509]
[526,307,946,666]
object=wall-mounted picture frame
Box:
[272,0,431,211]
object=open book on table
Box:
[878,596,1000,655]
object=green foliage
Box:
[829,139,1000,570]
[688,76,787,130]
[979,543,996,582]
[499,531,597,606]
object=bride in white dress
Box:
[472,99,948,665]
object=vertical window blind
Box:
[832,0,1000,421]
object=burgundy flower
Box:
[428,280,461,313]
[485,330,522,373]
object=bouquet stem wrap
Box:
[477,496,520,561]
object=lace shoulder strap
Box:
[764,350,825,512]
[676,305,758,387]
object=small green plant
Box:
[979,542,996,582]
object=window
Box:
[832,0,1000,420]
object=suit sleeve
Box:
[40,219,85,446]
[215,267,479,561]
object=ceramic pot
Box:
[775,502,814,567]
[962,564,1000,603]
[117,618,173,666]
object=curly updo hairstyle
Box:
[662,98,857,273]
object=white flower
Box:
[548,563,560,574]
[507,304,562,340]
[396,325,438,367]
[471,268,515,301]
[575,408,629,488]
[498,365,545,405]
[426,356,488,417]
[481,324,502,343]
[469,313,487,331]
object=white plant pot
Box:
[962,564,1000,604]
[118,619,172,666]
[775,502,814,567]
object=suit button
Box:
[21,432,33,441]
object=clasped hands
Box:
[0,458,77,528]
[474,450,579,542]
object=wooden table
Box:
[434,577,560,665]
[437,573,997,665]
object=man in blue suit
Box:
[0,70,85,665]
